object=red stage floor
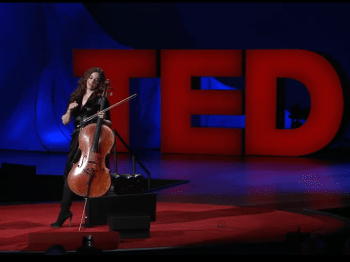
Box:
[0,201,348,254]
[1,149,350,254]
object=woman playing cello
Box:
[50,67,112,228]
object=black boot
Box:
[50,210,73,228]
[50,179,74,228]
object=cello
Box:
[67,79,114,199]
[67,79,137,230]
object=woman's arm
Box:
[62,101,78,125]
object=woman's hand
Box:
[62,101,78,125]
[62,113,71,125]
[68,101,78,112]
[97,111,106,119]
[97,111,112,127]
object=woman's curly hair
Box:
[69,67,107,103]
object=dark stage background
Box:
[0,3,349,153]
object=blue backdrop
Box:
[0,3,348,152]
[0,3,129,152]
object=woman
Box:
[50,67,112,228]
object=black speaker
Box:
[85,193,157,227]
[108,213,150,239]
[113,173,144,195]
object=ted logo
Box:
[73,49,349,156]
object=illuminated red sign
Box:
[73,49,346,156]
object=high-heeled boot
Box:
[50,180,74,228]
[50,210,73,228]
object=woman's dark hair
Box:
[69,67,107,103]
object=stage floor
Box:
[1,149,350,254]
[0,201,348,254]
